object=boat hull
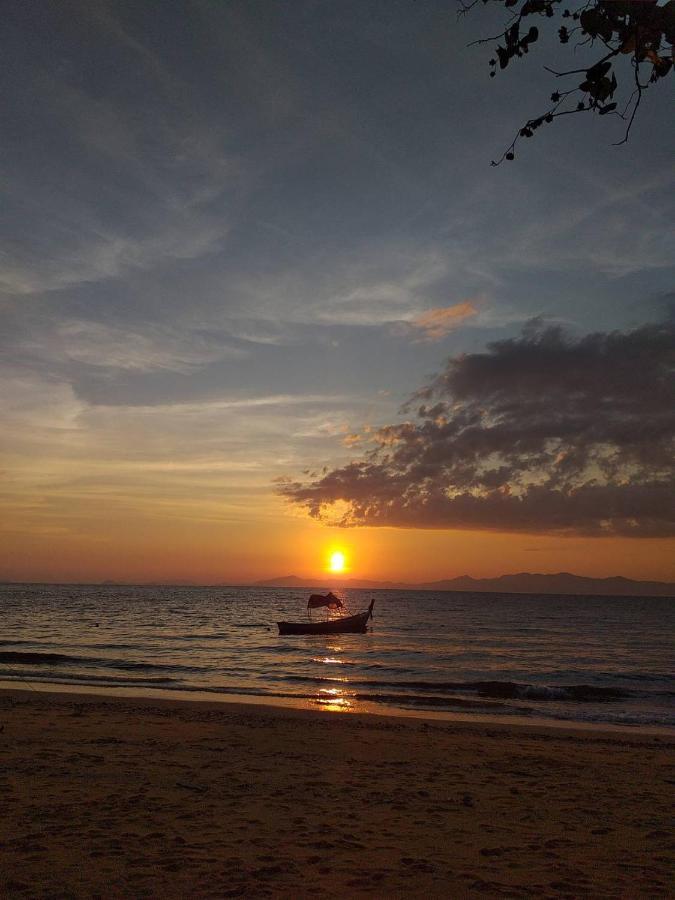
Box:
[277,601,374,635]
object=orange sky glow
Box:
[3,495,674,585]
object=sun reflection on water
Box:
[308,639,358,711]
[315,686,354,712]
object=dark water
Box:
[1,584,673,728]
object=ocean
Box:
[1,583,673,730]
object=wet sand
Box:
[1,688,673,898]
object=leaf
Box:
[586,60,612,81]
[653,56,672,77]
[594,76,614,102]
[620,34,636,54]
[580,8,602,36]
[661,0,675,45]
[522,0,546,14]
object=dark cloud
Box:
[281,319,675,536]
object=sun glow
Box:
[328,550,346,573]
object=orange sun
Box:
[328,551,346,573]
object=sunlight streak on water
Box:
[315,687,353,712]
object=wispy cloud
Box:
[230,251,454,328]
[0,365,376,540]
[0,12,238,299]
[97,393,354,415]
[0,203,229,298]
[408,302,478,341]
[1,369,84,433]
[37,320,244,373]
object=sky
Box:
[1,0,674,584]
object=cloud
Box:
[280,317,675,537]
[0,369,84,432]
[44,320,244,373]
[0,367,371,539]
[230,251,452,328]
[0,20,237,299]
[409,302,478,341]
[96,393,353,415]
[0,215,228,298]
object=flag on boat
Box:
[307,592,344,610]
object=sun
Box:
[328,551,346,573]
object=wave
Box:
[0,672,504,711]
[0,651,78,665]
[170,632,231,641]
[280,673,633,702]
[0,650,204,676]
[0,670,178,686]
[349,692,508,710]
[1,671,673,727]
[474,682,629,702]
[2,652,661,705]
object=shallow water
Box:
[1,583,673,727]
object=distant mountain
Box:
[417,572,675,596]
[256,572,675,597]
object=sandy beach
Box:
[1,688,673,898]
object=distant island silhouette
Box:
[255,572,675,597]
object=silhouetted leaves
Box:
[462,0,674,164]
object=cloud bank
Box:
[281,318,675,536]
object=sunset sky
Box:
[2,0,674,584]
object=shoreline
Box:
[3,686,675,752]
[2,687,674,897]
[2,679,674,738]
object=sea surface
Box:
[1,583,674,729]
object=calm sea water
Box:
[1,584,673,729]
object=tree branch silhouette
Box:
[463,0,674,163]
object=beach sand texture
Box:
[1,689,673,898]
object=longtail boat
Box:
[278,599,374,635]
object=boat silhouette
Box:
[277,599,375,635]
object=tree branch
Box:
[464,1,673,163]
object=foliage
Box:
[461,0,674,163]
